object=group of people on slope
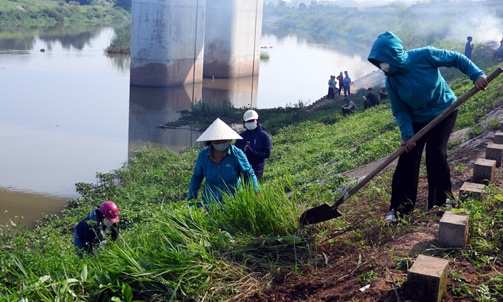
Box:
[328,71,352,99]
[187,110,272,207]
[74,30,492,255]
[465,35,503,63]
[340,86,387,116]
[74,110,272,256]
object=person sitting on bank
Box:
[74,201,119,256]
[363,87,380,109]
[341,97,357,116]
[379,86,388,102]
[188,118,259,207]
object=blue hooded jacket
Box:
[367,31,485,141]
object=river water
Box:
[0,25,379,228]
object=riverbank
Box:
[0,0,130,27]
[1,63,503,300]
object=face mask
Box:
[380,63,390,72]
[212,142,229,151]
[244,121,257,130]
[103,219,113,227]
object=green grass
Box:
[1,62,503,300]
[2,2,503,298]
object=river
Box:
[0,25,379,228]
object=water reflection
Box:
[107,53,131,73]
[129,74,259,153]
[203,75,258,108]
[0,25,130,230]
[129,84,204,155]
[0,24,107,51]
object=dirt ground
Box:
[246,109,503,301]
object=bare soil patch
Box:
[247,114,503,301]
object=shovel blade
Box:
[299,203,343,225]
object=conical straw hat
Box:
[196,118,243,142]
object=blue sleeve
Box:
[387,84,415,141]
[235,137,245,150]
[233,147,259,192]
[427,47,486,81]
[76,219,96,246]
[247,133,271,160]
[188,152,205,200]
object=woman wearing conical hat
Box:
[188,118,259,206]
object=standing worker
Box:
[343,71,352,96]
[188,118,259,207]
[465,36,474,60]
[327,75,336,99]
[74,201,119,256]
[368,31,488,222]
[235,110,272,181]
[336,72,344,96]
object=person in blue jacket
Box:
[368,31,488,222]
[464,36,474,60]
[235,110,272,181]
[74,201,119,256]
[188,118,259,206]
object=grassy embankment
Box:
[1,57,503,300]
[3,2,503,300]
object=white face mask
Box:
[244,121,257,131]
[103,219,113,234]
[212,142,229,151]
[380,63,390,72]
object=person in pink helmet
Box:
[74,201,119,256]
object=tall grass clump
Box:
[106,28,131,54]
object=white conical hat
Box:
[196,118,243,142]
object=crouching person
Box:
[74,201,119,256]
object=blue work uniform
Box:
[235,124,272,180]
[368,31,485,142]
[188,145,259,204]
[74,208,118,255]
[367,31,486,213]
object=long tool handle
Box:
[331,66,503,210]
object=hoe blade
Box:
[299,203,343,225]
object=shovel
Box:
[300,67,503,225]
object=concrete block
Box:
[486,143,503,167]
[459,182,486,201]
[407,255,449,302]
[473,158,496,184]
[438,211,469,248]
[495,131,503,144]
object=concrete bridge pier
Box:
[130,0,206,87]
[203,0,263,78]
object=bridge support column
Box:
[204,0,263,78]
[130,0,206,87]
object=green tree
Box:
[114,0,132,12]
